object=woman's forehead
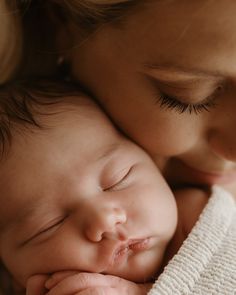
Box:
[110,0,236,78]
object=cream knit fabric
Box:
[148,186,236,295]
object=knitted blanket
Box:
[148,186,236,295]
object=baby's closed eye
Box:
[20,215,68,246]
[102,166,134,191]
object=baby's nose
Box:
[83,205,127,242]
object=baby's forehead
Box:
[0,80,102,154]
[37,94,107,129]
[54,93,100,113]
[31,87,102,122]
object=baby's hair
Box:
[0,79,85,158]
[0,1,23,84]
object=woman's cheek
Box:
[118,113,200,157]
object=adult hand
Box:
[45,272,152,295]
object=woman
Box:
[49,0,236,196]
[9,0,236,294]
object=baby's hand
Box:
[26,274,50,295]
[45,272,152,295]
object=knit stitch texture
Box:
[148,186,236,295]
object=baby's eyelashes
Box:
[20,215,67,246]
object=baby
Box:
[0,80,234,295]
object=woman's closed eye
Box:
[157,91,217,115]
[103,166,133,191]
[21,216,67,246]
[146,74,224,115]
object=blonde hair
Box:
[0,1,22,84]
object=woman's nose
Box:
[83,204,127,242]
[206,96,236,162]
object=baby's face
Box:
[0,97,177,286]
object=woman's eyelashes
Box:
[157,92,217,115]
[146,74,223,115]
[103,166,133,191]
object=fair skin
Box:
[25,188,207,295]
[8,1,235,293]
[0,96,178,294]
[63,0,236,196]
[0,94,208,295]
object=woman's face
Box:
[68,0,236,191]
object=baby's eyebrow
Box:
[1,198,47,233]
[19,198,52,227]
[97,143,121,161]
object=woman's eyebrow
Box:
[143,62,224,80]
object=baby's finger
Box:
[46,273,122,295]
[26,274,49,295]
[73,286,120,295]
[46,271,78,289]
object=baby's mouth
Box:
[111,238,151,265]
